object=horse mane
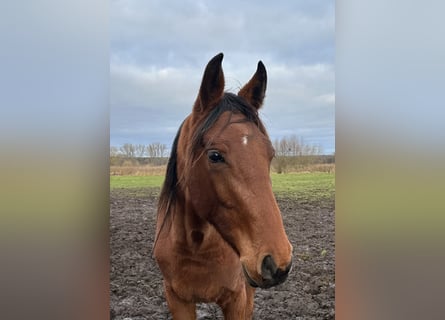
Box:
[153,120,183,253]
[153,92,268,252]
[158,120,182,210]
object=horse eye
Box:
[207,150,225,163]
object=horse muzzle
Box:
[242,255,292,289]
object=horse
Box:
[153,53,293,319]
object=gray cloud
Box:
[111,0,334,153]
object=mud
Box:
[110,188,334,319]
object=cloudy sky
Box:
[110,0,334,154]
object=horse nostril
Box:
[261,255,277,280]
[261,255,292,284]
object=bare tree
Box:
[272,135,324,173]
[146,143,156,158]
[159,143,167,158]
[288,135,301,156]
[146,142,167,158]
[135,144,146,157]
[110,146,120,157]
[120,143,135,158]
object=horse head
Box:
[175,53,293,288]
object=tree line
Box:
[110,142,168,158]
[271,135,333,173]
[111,136,334,173]
[273,135,323,157]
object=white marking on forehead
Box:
[242,135,248,145]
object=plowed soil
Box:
[110,188,334,319]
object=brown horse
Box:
[153,53,293,319]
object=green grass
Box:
[110,175,165,189]
[271,172,335,203]
[110,172,334,203]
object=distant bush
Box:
[272,155,335,174]
[110,156,168,167]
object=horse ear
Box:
[238,61,267,110]
[193,53,225,114]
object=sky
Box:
[110,0,335,154]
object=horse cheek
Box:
[188,170,217,219]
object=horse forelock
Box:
[189,92,267,157]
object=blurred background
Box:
[1,0,444,319]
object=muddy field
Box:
[110,188,334,319]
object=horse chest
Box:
[161,241,244,302]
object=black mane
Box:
[156,120,183,225]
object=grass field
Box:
[271,172,334,203]
[110,172,334,203]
